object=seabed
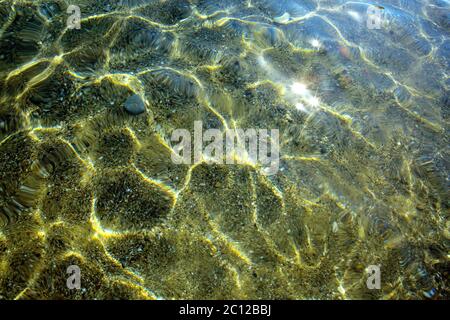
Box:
[0,0,448,300]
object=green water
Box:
[0,0,448,299]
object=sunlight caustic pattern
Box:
[0,0,448,299]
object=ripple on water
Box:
[0,0,448,300]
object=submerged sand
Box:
[0,0,448,299]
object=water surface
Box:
[0,0,448,299]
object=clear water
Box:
[0,0,448,299]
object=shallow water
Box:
[0,0,448,299]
